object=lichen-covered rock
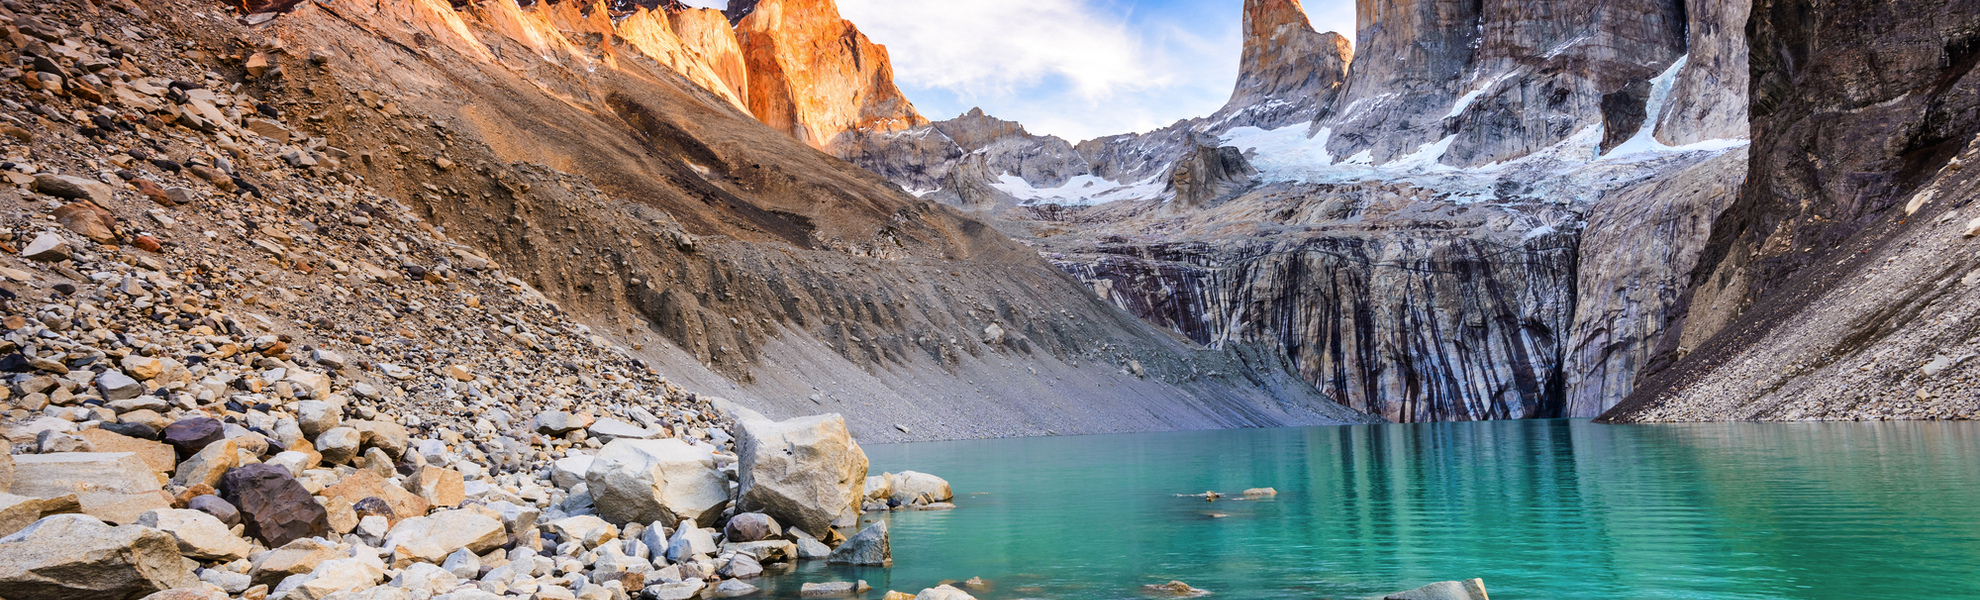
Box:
[218,463,330,547]
[0,514,198,600]
[735,414,868,534]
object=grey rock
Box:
[585,439,728,527]
[136,508,251,561]
[826,520,889,566]
[20,232,70,262]
[1385,578,1489,600]
[723,512,780,543]
[97,371,144,401]
[735,414,868,534]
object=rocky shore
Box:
[0,0,977,599]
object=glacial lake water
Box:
[747,420,1980,599]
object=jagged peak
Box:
[725,0,759,24]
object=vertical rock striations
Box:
[1563,149,1746,417]
[735,0,927,153]
[1653,0,1751,145]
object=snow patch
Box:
[991,173,1166,206]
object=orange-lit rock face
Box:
[735,0,926,153]
[668,8,750,107]
[1220,0,1352,129]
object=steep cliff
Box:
[734,0,927,153]
[1036,183,1581,422]
[1602,0,1980,422]
[1322,0,1689,165]
[1215,0,1354,130]
[220,0,1370,442]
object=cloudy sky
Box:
[681,0,1356,143]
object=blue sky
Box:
[681,0,1356,142]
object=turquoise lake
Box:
[749,419,1980,599]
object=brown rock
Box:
[79,429,176,473]
[403,466,464,508]
[170,438,240,489]
[248,537,342,587]
[52,202,118,244]
[218,464,330,547]
[133,235,163,253]
[0,514,198,599]
[320,470,428,525]
[0,493,82,537]
[735,0,926,153]
[135,179,176,206]
[8,452,171,524]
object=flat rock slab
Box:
[9,452,171,524]
[0,514,198,599]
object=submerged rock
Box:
[1385,578,1490,600]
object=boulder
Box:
[1385,579,1489,600]
[296,401,341,438]
[403,466,465,508]
[0,493,81,537]
[723,512,780,543]
[348,420,410,458]
[139,589,229,600]
[0,514,198,599]
[314,427,361,465]
[78,428,177,472]
[136,508,251,561]
[585,439,729,527]
[914,585,976,600]
[551,455,593,489]
[665,519,717,562]
[9,452,171,524]
[281,556,385,600]
[735,414,869,533]
[440,547,479,580]
[862,475,890,500]
[161,418,225,461]
[533,412,593,435]
[645,580,706,600]
[588,418,663,443]
[722,540,796,563]
[20,232,71,262]
[718,553,761,578]
[827,520,889,566]
[186,495,239,526]
[381,509,506,565]
[800,581,859,597]
[794,536,831,559]
[391,562,460,597]
[170,438,240,488]
[249,537,342,586]
[97,371,145,401]
[322,470,428,524]
[218,463,330,547]
[888,471,953,505]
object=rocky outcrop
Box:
[1322,0,1687,166]
[1601,0,1980,422]
[1215,0,1353,130]
[668,7,751,107]
[1043,182,1582,422]
[1564,149,1746,417]
[1166,144,1258,209]
[1653,0,1751,145]
[841,108,1094,210]
[735,0,927,152]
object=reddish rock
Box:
[52,202,118,245]
[133,236,162,253]
[218,464,330,547]
[161,418,224,461]
[136,179,176,206]
[735,0,925,153]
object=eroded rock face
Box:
[1563,150,1746,417]
[1166,144,1257,209]
[1654,0,1751,145]
[0,514,198,600]
[1046,182,1582,422]
[735,414,868,533]
[1602,0,1980,423]
[735,0,926,152]
[1217,0,1352,130]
